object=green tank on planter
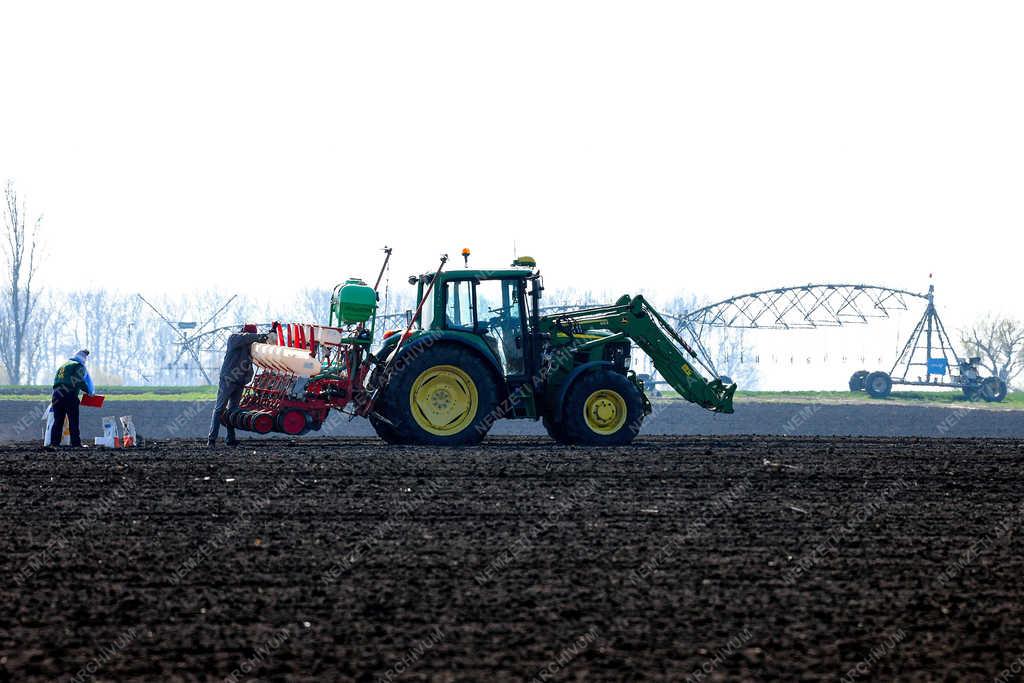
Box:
[332,278,377,324]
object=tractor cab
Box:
[439,273,528,373]
[388,258,544,417]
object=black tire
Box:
[980,377,1008,403]
[849,370,869,392]
[376,344,499,446]
[962,384,980,401]
[865,371,892,398]
[563,370,645,446]
[542,413,570,444]
[369,410,406,444]
[366,361,407,444]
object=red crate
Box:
[81,394,105,408]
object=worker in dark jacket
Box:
[48,349,95,449]
[208,324,267,447]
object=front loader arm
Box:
[543,295,736,413]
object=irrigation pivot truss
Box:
[662,282,1008,399]
[665,284,929,380]
[671,283,927,332]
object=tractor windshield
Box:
[477,279,524,375]
[445,280,475,331]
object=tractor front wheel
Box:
[375,345,498,446]
[563,370,644,446]
[542,414,570,444]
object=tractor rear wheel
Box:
[375,345,498,446]
[563,370,644,446]
[865,371,892,398]
[849,370,869,392]
[367,361,407,444]
[369,410,406,444]
[980,377,1008,403]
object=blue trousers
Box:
[208,381,244,443]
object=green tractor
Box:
[365,255,736,446]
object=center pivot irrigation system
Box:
[668,282,1008,402]
[217,248,736,446]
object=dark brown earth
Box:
[2,435,1023,681]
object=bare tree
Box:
[664,293,759,389]
[23,291,56,384]
[67,289,136,384]
[663,293,701,319]
[297,287,332,324]
[706,327,759,388]
[0,180,44,385]
[540,287,600,310]
[961,316,1024,389]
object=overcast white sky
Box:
[1,1,1021,331]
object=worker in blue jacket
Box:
[208,324,267,448]
[48,349,95,449]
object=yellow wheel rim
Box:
[583,389,628,435]
[409,365,479,436]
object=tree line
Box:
[1,180,1020,389]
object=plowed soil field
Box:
[2,435,1023,681]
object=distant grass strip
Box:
[0,386,217,402]
[0,385,216,396]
